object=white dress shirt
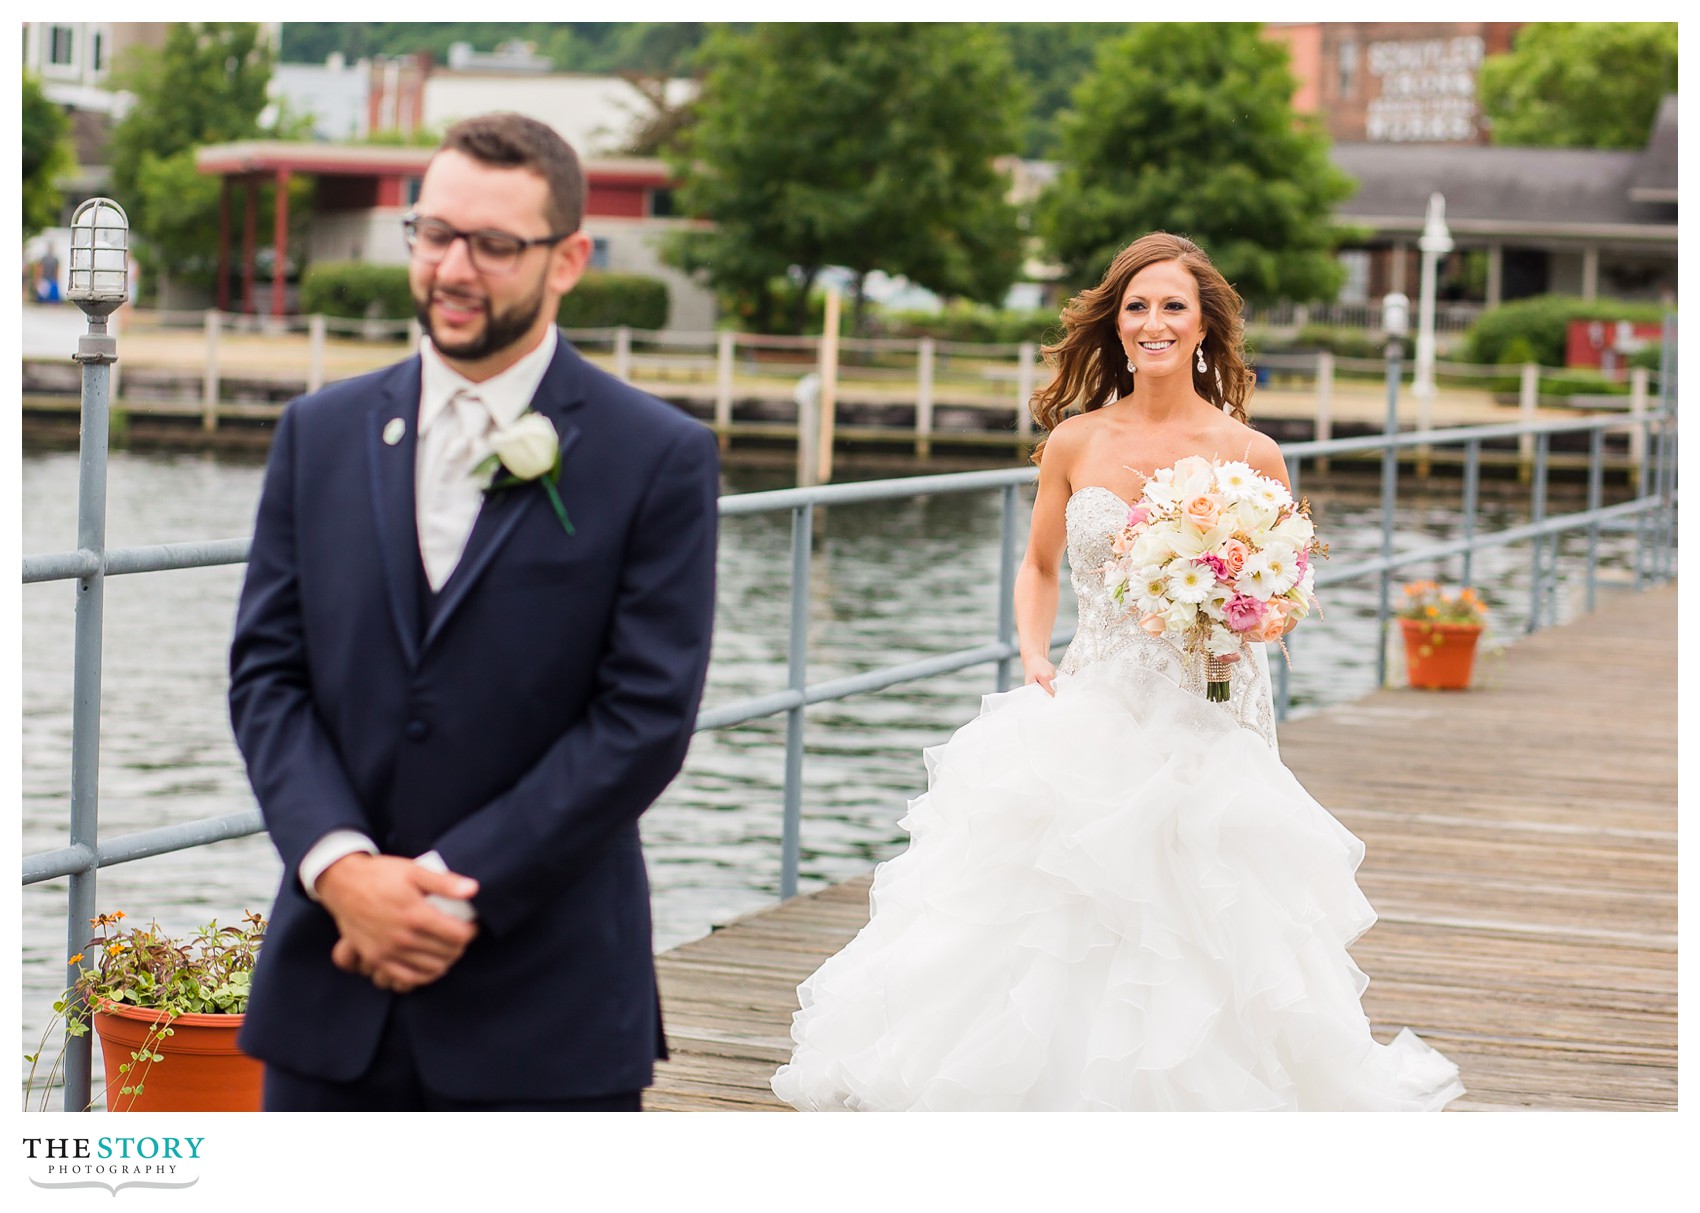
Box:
[297,326,560,918]
[415,326,557,589]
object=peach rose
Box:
[1217,538,1249,577]
[1139,612,1167,636]
[1184,494,1223,530]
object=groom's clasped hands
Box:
[316,852,481,994]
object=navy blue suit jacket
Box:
[228,334,718,1100]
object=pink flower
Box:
[1222,593,1267,633]
[1217,538,1249,577]
[1295,546,1310,575]
[1125,505,1149,528]
[1139,612,1167,636]
[1184,494,1223,530]
[1196,553,1229,580]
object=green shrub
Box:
[876,302,1061,346]
[1290,324,1406,361]
[1465,295,1668,367]
[555,272,669,330]
[298,264,671,331]
[298,262,413,320]
[1538,368,1631,399]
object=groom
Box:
[228,112,719,1110]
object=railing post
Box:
[1376,342,1402,688]
[714,329,735,452]
[308,313,327,394]
[1461,439,1481,591]
[1528,433,1549,633]
[614,326,632,382]
[779,503,813,900]
[1015,341,1036,442]
[1586,426,1604,614]
[915,336,935,460]
[202,309,221,433]
[1314,350,1334,475]
[1656,314,1678,581]
[996,484,1020,692]
[1518,362,1539,483]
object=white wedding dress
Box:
[770,485,1465,1111]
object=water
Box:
[20,447,1652,1089]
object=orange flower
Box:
[68,953,84,966]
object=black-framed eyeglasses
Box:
[402,214,575,276]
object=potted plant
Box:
[24,910,266,1112]
[1396,581,1488,690]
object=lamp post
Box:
[63,198,130,1111]
[1377,291,1409,690]
[1413,192,1453,411]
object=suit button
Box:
[405,720,430,741]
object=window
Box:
[590,237,611,271]
[1336,250,1371,305]
[48,25,75,67]
[648,188,676,219]
[1337,41,1359,99]
[90,30,105,74]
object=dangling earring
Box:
[1125,356,1135,374]
[1195,342,1207,374]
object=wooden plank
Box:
[651,584,1677,1111]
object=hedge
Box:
[297,262,670,330]
[1465,294,1669,368]
[298,262,415,321]
[554,272,669,330]
[875,303,1061,346]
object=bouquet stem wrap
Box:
[1203,653,1233,703]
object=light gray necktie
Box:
[419,388,491,589]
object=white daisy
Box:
[1167,560,1218,605]
[1213,460,1259,504]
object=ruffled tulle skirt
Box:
[770,653,1465,1111]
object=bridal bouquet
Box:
[1103,456,1324,703]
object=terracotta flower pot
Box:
[1398,618,1483,690]
[92,1001,262,1112]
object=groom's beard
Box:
[413,274,548,363]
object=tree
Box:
[666,23,1025,333]
[1037,23,1355,304]
[1478,23,1677,150]
[23,73,76,238]
[994,23,1125,158]
[108,23,295,294]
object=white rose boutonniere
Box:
[481,411,574,536]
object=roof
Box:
[194,142,674,185]
[1629,94,1677,204]
[1331,141,1675,242]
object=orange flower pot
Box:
[1398,618,1483,690]
[92,1002,262,1112]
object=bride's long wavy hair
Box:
[1029,232,1254,465]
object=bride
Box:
[769,232,1465,1112]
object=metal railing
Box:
[22,326,1677,1110]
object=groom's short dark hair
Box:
[438,112,586,235]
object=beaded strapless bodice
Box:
[1060,485,1277,747]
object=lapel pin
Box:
[383,417,406,446]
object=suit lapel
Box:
[367,360,424,667]
[422,335,588,655]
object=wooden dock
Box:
[648,583,1678,1111]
